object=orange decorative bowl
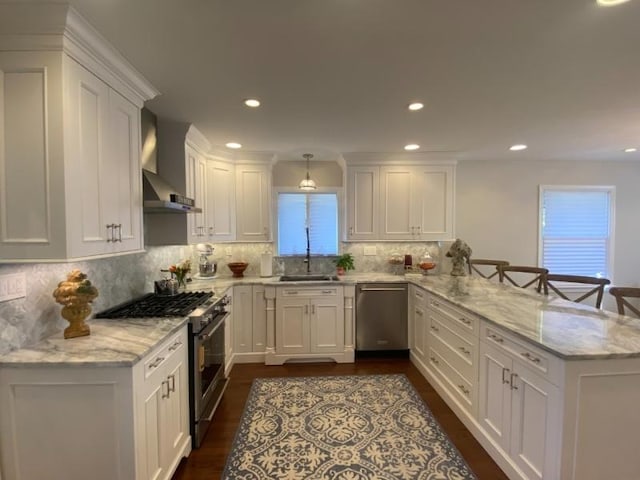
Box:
[418,262,436,273]
[227,262,248,278]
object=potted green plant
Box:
[334,253,355,276]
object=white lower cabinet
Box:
[478,340,560,480]
[266,286,349,365]
[0,326,190,480]
[231,285,267,364]
[138,329,190,480]
[409,285,429,362]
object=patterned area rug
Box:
[222,374,477,479]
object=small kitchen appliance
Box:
[95,290,229,448]
[196,243,217,278]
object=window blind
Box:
[541,188,612,278]
[277,193,338,256]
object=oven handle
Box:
[198,311,229,342]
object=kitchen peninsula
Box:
[1,274,640,480]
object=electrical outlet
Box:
[364,246,377,256]
[226,247,233,257]
[0,272,26,302]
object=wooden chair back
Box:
[609,287,640,318]
[498,265,549,294]
[546,274,610,309]
[468,259,510,280]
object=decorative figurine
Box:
[53,269,99,339]
[446,239,472,277]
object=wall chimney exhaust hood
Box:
[141,108,201,213]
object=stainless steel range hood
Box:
[141,108,201,214]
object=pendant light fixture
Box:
[298,153,317,191]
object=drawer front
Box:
[411,285,428,309]
[481,322,562,386]
[427,347,474,412]
[278,287,342,298]
[429,297,479,340]
[430,317,476,382]
[144,331,186,380]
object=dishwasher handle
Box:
[359,287,407,292]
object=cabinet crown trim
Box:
[0,3,159,104]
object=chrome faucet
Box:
[304,226,311,273]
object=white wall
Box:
[456,160,640,293]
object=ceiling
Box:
[33,0,640,161]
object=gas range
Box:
[94,291,228,332]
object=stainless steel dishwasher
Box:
[356,283,408,352]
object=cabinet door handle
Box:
[209,227,214,235]
[149,356,165,369]
[311,304,315,314]
[106,224,114,242]
[521,352,541,364]
[458,346,471,355]
[117,223,122,242]
[162,380,170,399]
[305,304,308,314]
[349,227,354,236]
[502,367,511,385]
[168,374,176,393]
[510,372,519,390]
[489,333,504,343]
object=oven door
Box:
[192,311,228,447]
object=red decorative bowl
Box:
[227,262,248,278]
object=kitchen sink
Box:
[279,274,340,282]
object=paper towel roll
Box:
[260,253,273,277]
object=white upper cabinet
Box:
[0,4,158,262]
[206,159,235,242]
[346,166,379,241]
[346,161,455,242]
[235,163,271,242]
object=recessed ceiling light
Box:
[509,144,528,151]
[408,102,424,111]
[225,142,242,149]
[404,144,420,151]
[597,0,630,6]
[244,98,260,108]
[624,147,637,153]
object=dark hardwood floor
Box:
[172,358,509,480]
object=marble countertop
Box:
[0,316,187,368]
[3,271,639,367]
[196,272,640,360]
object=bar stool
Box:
[609,287,640,318]
[546,274,610,309]
[468,259,510,280]
[498,265,549,294]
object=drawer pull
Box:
[322,290,333,294]
[149,356,165,369]
[510,372,519,390]
[458,317,472,326]
[521,352,541,364]
[502,367,511,385]
[458,346,471,355]
[431,301,440,307]
[458,384,470,395]
[416,292,424,299]
[430,325,439,333]
[168,340,182,351]
[429,356,440,366]
[488,333,504,343]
